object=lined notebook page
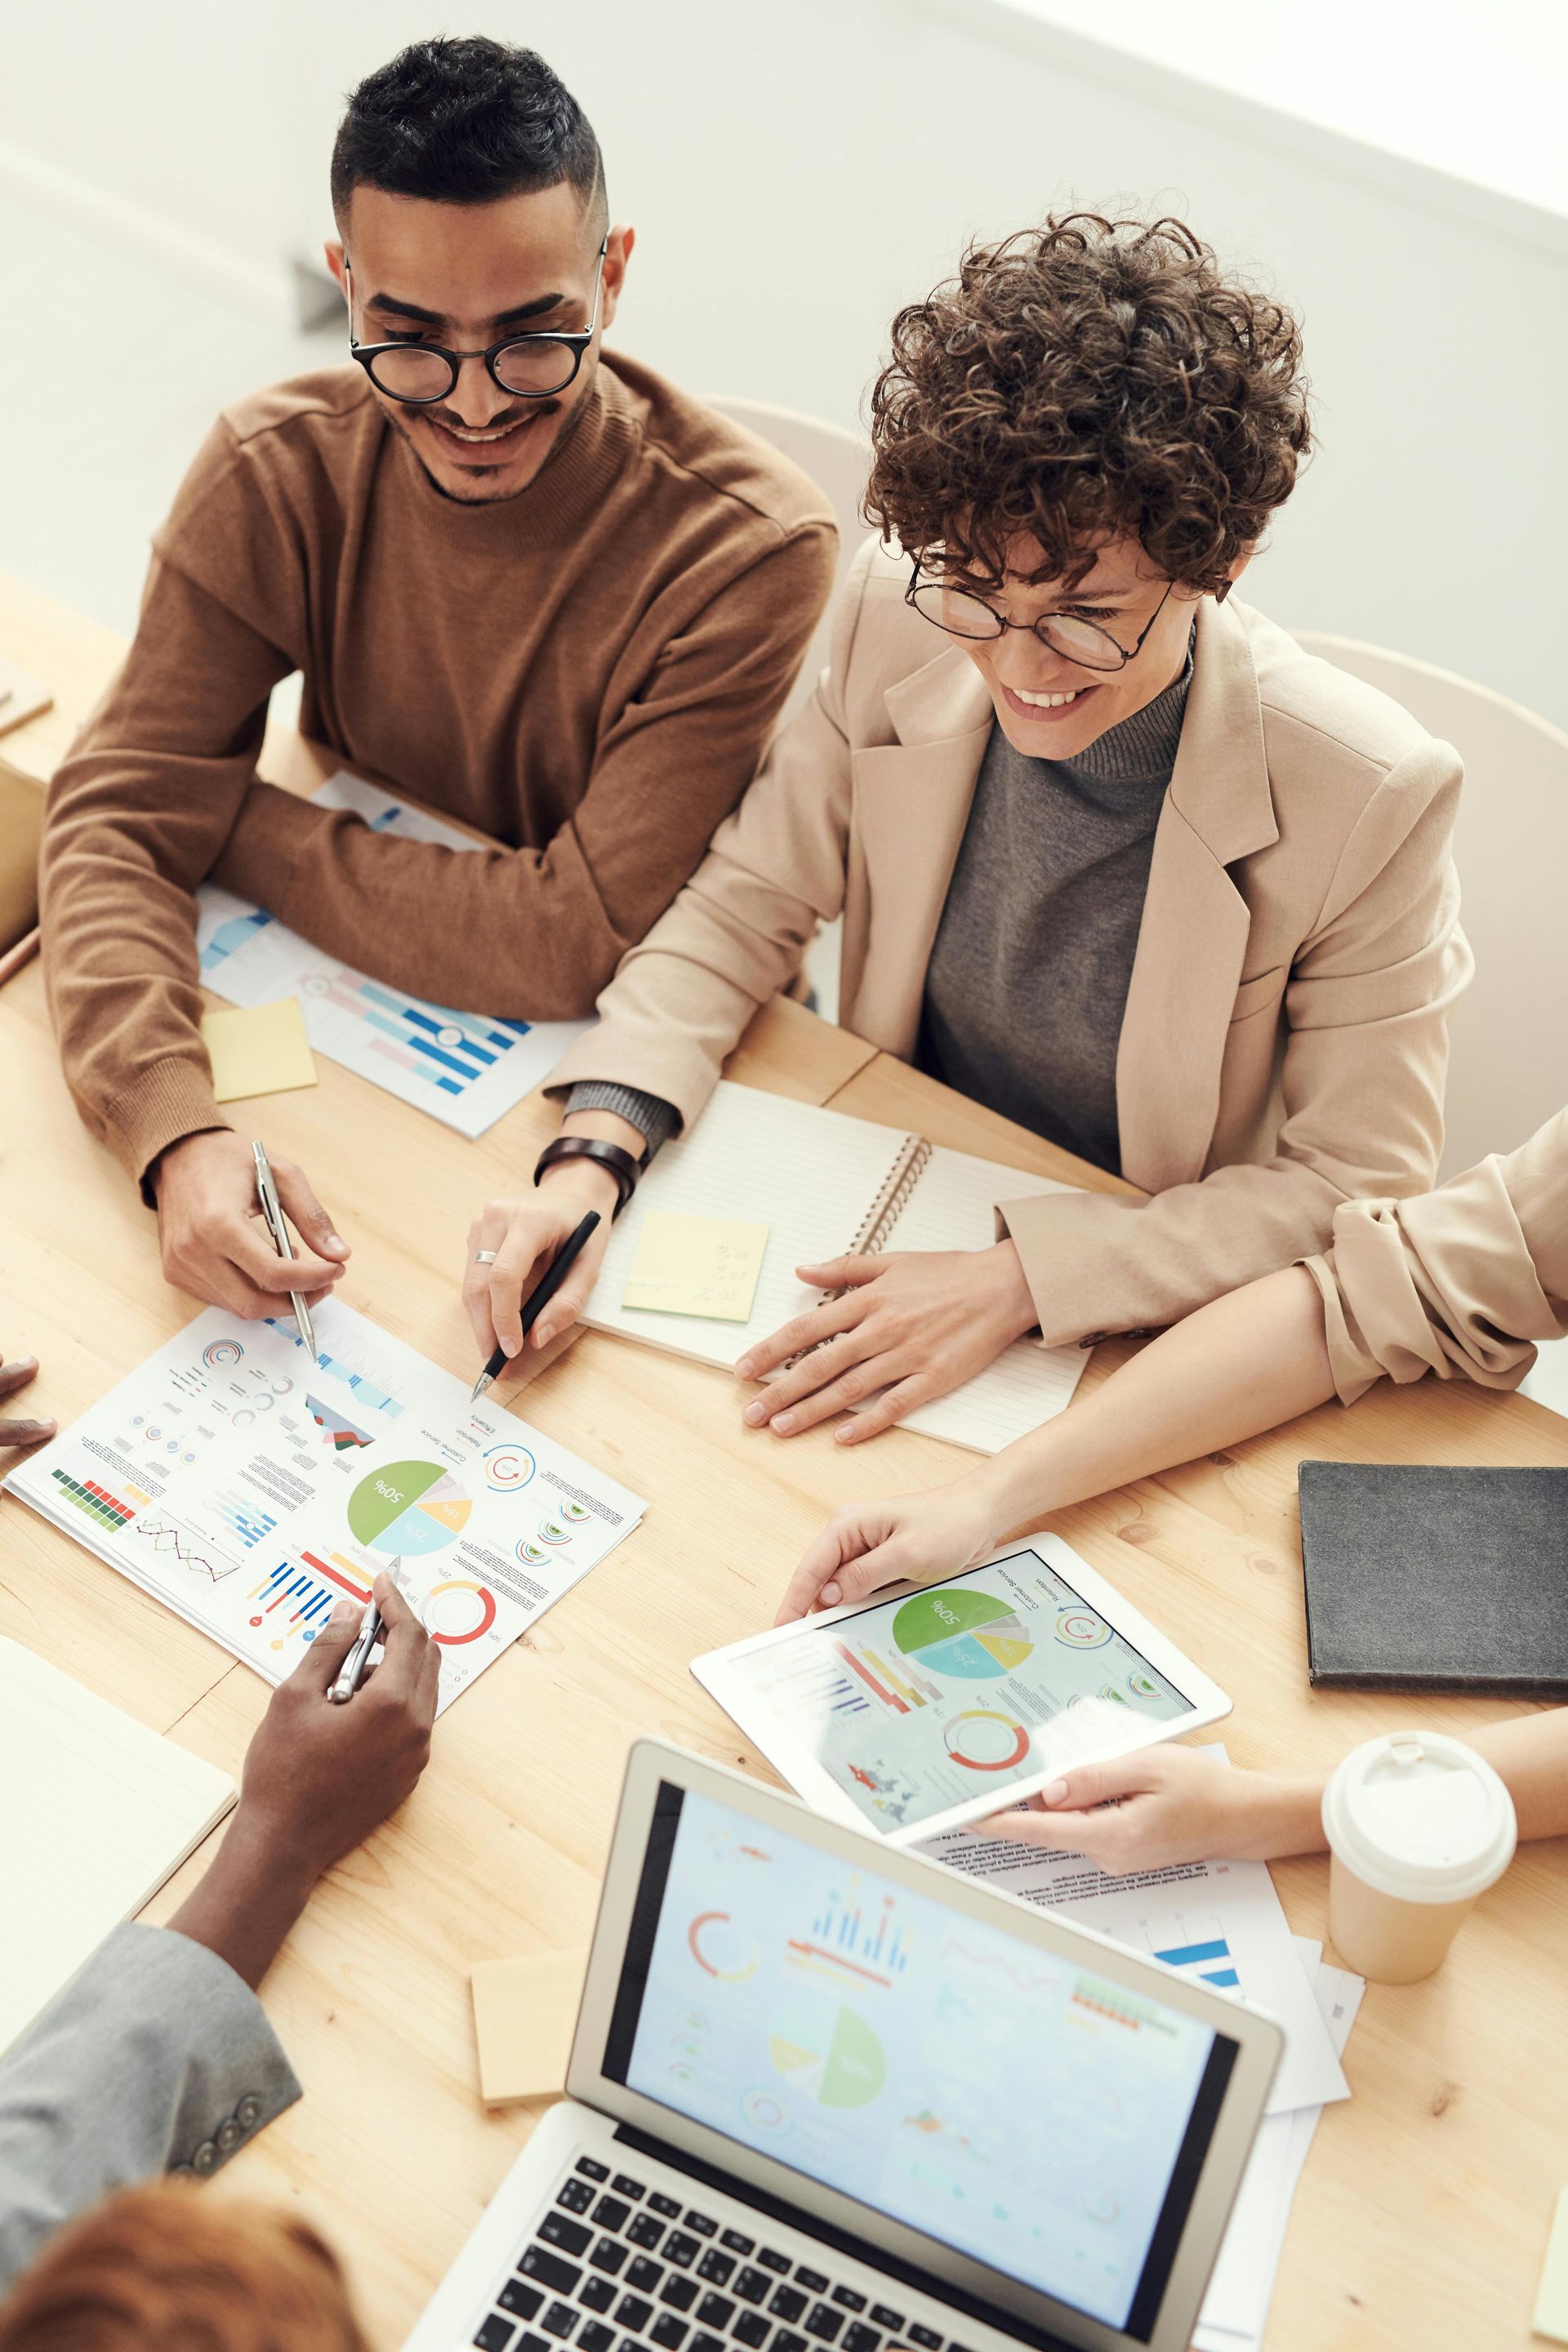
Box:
[0,1638,236,2053]
[586,1082,913,1367]
[586,1085,1092,1454]
[878,1142,1089,1450]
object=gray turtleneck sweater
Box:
[916,652,1192,1174]
[569,648,1192,1174]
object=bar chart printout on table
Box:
[194,773,588,1136]
[7,1299,645,1717]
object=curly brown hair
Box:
[866,213,1311,595]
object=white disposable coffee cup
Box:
[1321,1731,1517,1984]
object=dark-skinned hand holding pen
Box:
[165,1575,438,1990]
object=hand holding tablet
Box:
[694,1535,1229,1844]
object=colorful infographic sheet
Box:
[195,773,588,1137]
[7,1302,644,1715]
[710,1546,1193,1835]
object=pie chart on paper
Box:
[346,1460,472,1557]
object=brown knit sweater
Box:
[40,352,836,1185]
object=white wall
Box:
[4,0,1567,725]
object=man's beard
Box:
[389,390,586,504]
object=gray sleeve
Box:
[564,1081,680,1164]
[0,1922,301,2294]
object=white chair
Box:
[706,399,871,1022]
[1293,633,1568,1179]
[705,397,871,728]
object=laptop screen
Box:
[604,1784,1237,2344]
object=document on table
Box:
[921,1783,1349,2115]
[1192,1939,1364,2352]
[4,1299,644,1717]
[195,773,589,1136]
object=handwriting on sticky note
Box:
[200,998,318,1102]
[621,1211,769,1323]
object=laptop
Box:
[407,1740,1281,2352]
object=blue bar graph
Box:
[1152,1934,1241,1990]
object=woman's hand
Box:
[964,1744,1326,1873]
[775,1479,1000,1624]
[736,1242,1038,1444]
[461,1164,617,1365]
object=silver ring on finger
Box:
[474,1249,498,1265]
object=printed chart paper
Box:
[1192,1940,1363,2352]
[196,773,588,1136]
[922,1784,1348,2117]
[6,1300,644,1717]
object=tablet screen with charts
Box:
[693,1535,1230,1843]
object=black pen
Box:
[470,1211,601,1402]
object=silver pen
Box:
[328,1570,390,1704]
[252,1138,317,1364]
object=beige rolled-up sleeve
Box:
[546,539,878,1128]
[1301,1107,1568,1403]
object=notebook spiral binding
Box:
[782,1134,932,1370]
[847,1133,932,1260]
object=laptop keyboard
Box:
[470,2158,970,2352]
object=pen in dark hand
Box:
[327,1566,395,1704]
[471,1210,600,1402]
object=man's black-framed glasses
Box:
[905,558,1176,674]
[346,238,608,405]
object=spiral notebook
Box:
[585,1081,1089,1452]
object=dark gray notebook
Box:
[1298,1459,1568,1695]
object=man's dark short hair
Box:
[330,36,605,229]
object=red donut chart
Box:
[425,1578,498,1646]
[943,1710,1031,1771]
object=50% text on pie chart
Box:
[345,1460,497,1646]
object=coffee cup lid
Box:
[1321,1731,1517,1904]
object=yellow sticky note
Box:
[470,1948,586,2105]
[621,1210,769,1322]
[1534,2187,1568,2341]
[201,999,318,1102]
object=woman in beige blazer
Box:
[775,1110,1568,1868]
[463,216,1470,1441]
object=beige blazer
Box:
[551,538,1472,1348]
[1304,1108,1568,1402]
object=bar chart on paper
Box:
[194,774,588,1135]
[1143,1913,1242,1993]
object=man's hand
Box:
[152,1130,349,1319]
[462,1163,617,1366]
[0,1353,55,1450]
[964,1746,1325,1873]
[167,1575,439,1987]
[775,1482,999,1624]
[736,1243,1038,1444]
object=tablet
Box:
[692,1534,1230,1844]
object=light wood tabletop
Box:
[3,604,1566,2352]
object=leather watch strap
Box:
[533,1134,642,1218]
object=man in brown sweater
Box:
[40,36,835,1321]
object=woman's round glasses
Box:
[906,561,1175,674]
[346,241,608,406]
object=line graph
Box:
[131,1516,243,1584]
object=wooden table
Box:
[4,623,1567,2352]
